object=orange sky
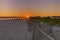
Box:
[0,13,60,17]
[0,0,60,17]
[0,8,60,17]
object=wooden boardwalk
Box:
[0,19,33,40]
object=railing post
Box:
[32,26,36,40]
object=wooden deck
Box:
[0,19,33,40]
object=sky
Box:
[0,0,60,17]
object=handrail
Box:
[35,25,54,40]
[0,17,22,20]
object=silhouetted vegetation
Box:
[44,16,51,19]
[28,16,60,26]
[29,16,41,22]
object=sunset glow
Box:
[0,0,60,17]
